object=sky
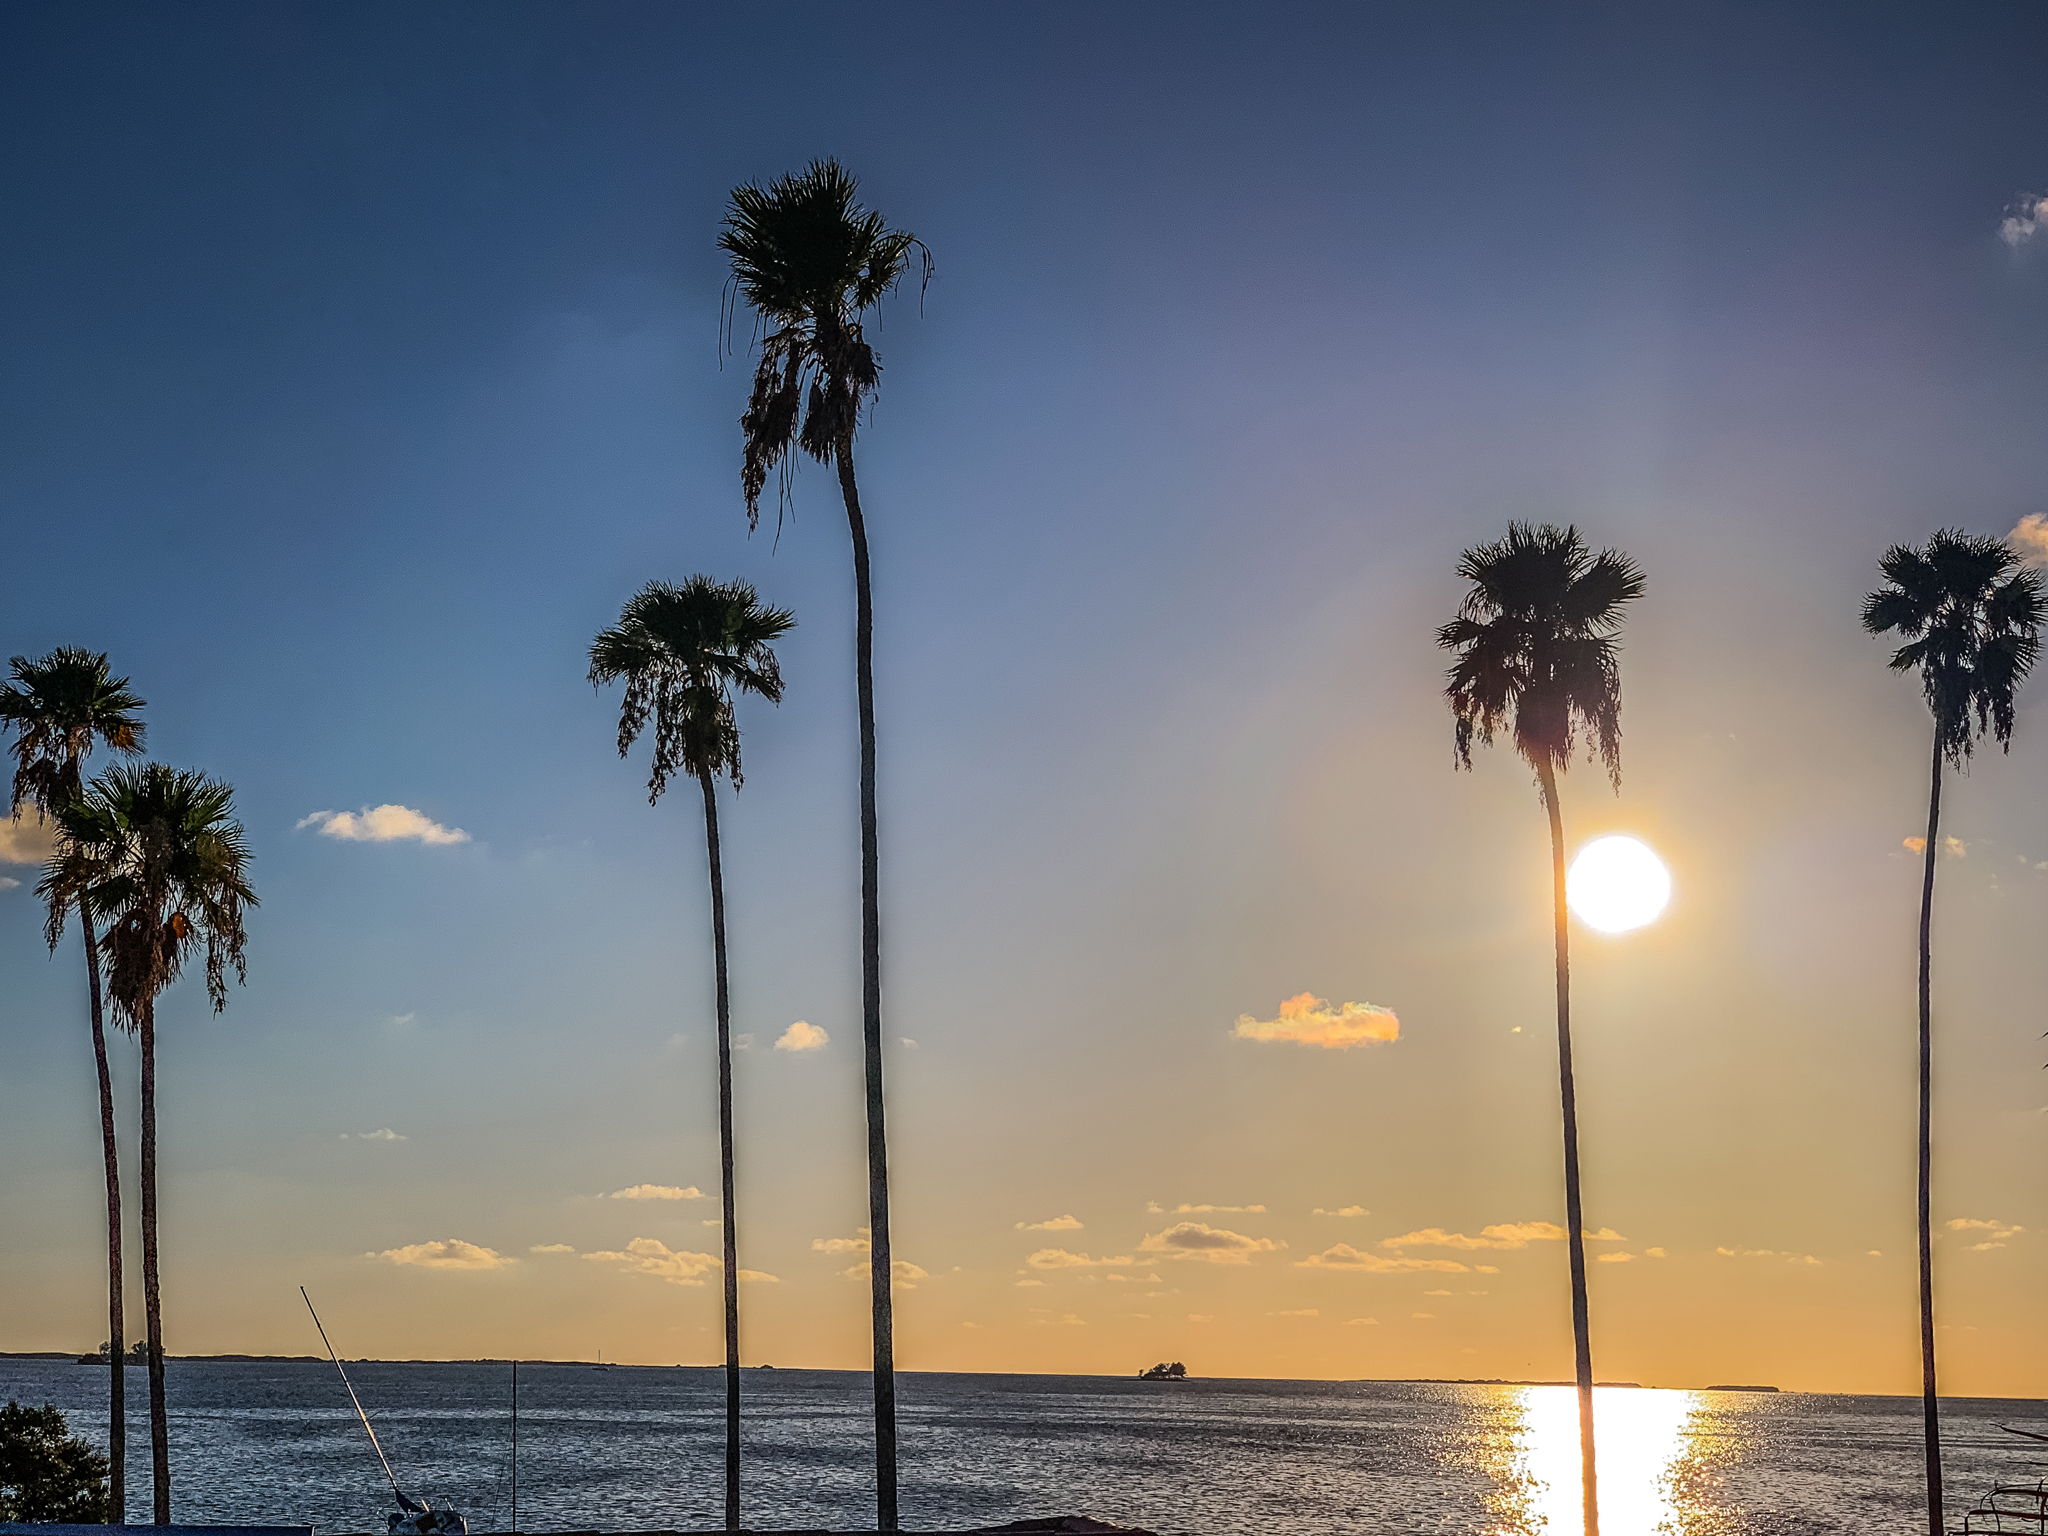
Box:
[3,1,2048,1396]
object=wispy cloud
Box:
[1344,1316,1380,1326]
[1949,1217,2024,1250]
[371,1239,510,1271]
[298,805,469,845]
[844,1260,929,1288]
[1296,1243,1470,1274]
[1271,1308,1320,1317]
[1597,1252,1636,1264]
[1233,993,1399,1050]
[1313,1205,1370,1218]
[1170,1202,1266,1215]
[529,1243,575,1255]
[2000,193,2048,248]
[1026,1248,1134,1270]
[0,810,56,865]
[585,1237,734,1286]
[1381,1221,1624,1251]
[1016,1214,1083,1231]
[603,1184,704,1201]
[1716,1246,1822,1266]
[342,1128,408,1142]
[1902,835,1966,859]
[1139,1222,1284,1264]
[775,1020,829,1053]
[812,1234,870,1255]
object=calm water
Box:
[3,1359,2044,1534]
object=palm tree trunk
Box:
[835,437,897,1533]
[138,995,170,1524]
[1537,760,1598,1536]
[1916,733,1944,1536]
[81,908,125,1521]
[697,769,743,1533]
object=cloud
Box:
[1027,1248,1135,1270]
[372,1239,510,1271]
[342,1128,408,1142]
[1381,1221,1624,1252]
[1412,1312,1437,1320]
[1949,1217,2024,1250]
[1715,1246,1822,1266]
[775,1020,828,1053]
[585,1237,735,1286]
[1016,1215,1083,1231]
[1014,1278,1047,1288]
[297,805,469,845]
[0,810,56,865]
[0,877,18,891]
[1344,1316,1380,1326]
[1271,1308,1320,1317]
[1171,1203,1266,1214]
[1422,1289,1455,1296]
[844,1260,929,1288]
[1902,836,1967,859]
[529,1243,575,1255]
[1138,1222,1284,1264]
[1314,1205,1370,1218]
[2000,193,2048,248]
[603,1184,704,1201]
[1296,1243,1470,1274]
[1233,993,1399,1050]
[1104,1272,1163,1284]
[2011,514,2048,567]
[1597,1252,1636,1264]
[812,1235,870,1255]
[899,1037,919,1049]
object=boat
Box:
[1954,1426,2048,1533]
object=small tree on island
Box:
[0,1402,109,1523]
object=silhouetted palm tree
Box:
[42,764,254,1526]
[720,157,926,1532]
[1863,528,2043,1536]
[0,649,145,1518]
[1439,522,1645,1536]
[589,576,792,1532]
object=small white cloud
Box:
[2000,193,2048,248]
[585,1237,731,1287]
[1271,1308,1320,1317]
[0,876,19,892]
[1645,1247,1668,1259]
[1234,992,1399,1050]
[1015,1278,1048,1288]
[812,1235,870,1255]
[1423,1289,1455,1296]
[384,1012,418,1028]
[0,810,56,865]
[1186,1313,1215,1324]
[529,1242,575,1255]
[603,1184,704,1201]
[1381,1221,1624,1251]
[372,1239,510,1271]
[1313,1205,1370,1218]
[1597,1252,1636,1264]
[1902,835,1967,859]
[343,1128,408,1142]
[1016,1215,1083,1231]
[1172,1202,1266,1214]
[1027,1248,1135,1270]
[2012,514,2048,567]
[1344,1316,1380,1326]
[1715,1246,1822,1266]
[1949,1217,2023,1250]
[843,1259,928,1288]
[899,1037,919,1049]
[1139,1222,1284,1265]
[776,1020,828,1053]
[298,805,469,846]
[1296,1243,1470,1274]
[1412,1312,1437,1320]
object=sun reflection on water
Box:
[1484,1386,1718,1535]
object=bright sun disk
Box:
[1566,834,1671,934]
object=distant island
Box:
[1138,1361,1188,1380]
[1704,1384,1781,1393]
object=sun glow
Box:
[1566,835,1671,934]
[1486,1386,1703,1534]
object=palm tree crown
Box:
[1438,522,1646,784]
[719,158,928,524]
[42,763,255,1022]
[0,648,146,814]
[1862,528,2044,763]
[588,577,794,800]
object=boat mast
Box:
[300,1286,405,1506]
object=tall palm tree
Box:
[1438,522,1645,1536]
[720,157,926,1532]
[589,576,792,1532]
[41,763,254,1526]
[1863,528,2043,1536]
[0,649,146,1519]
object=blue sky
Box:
[4,1,2048,1388]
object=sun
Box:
[1566,835,1672,934]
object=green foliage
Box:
[720,158,928,524]
[0,1400,109,1522]
[589,576,794,802]
[1437,522,1645,786]
[40,762,256,1024]
[1862,527,2045,765]
[0,647,146,815]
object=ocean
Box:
[0,1359,2041,1534]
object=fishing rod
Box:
[300,1287,407,1507]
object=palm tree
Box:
[1863,528,2043,1536]
[589,576,792,1532]
[41,763,254,1526]
[1438,522,1645,1536]
[720,157,926,1532]
[0,649,146,1519]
